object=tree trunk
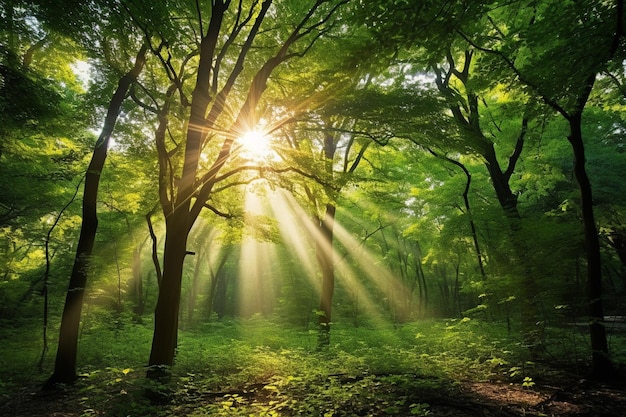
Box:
[45,45,147,387]
[206,250,231,319]
[434,54,539,339]
[213,268,229,319]
[567,113,613,376]
[131,238,147,320]
[148,209,190,369]
[187,243,207,327]
[483,144,520,218]
[317,203,336,347]
[147,25,217,372]
[484,143,543,353]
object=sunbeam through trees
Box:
[1,0,626,415]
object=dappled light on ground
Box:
[3,319,626,416]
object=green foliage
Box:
[1,0,626,414]
[1,315,626,415]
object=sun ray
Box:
[267,190,322,295]
[269,190,411,327]
[333,254,394,327]
[333,220,416,319]
[238,188,279,317]
[236,181,416,329]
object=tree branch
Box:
[503,117,527,181]
[456,30,571,118]
[146,206,163,286]
[203,203,234,219]
[195,0,204,37]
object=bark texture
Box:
[46,45,147,386]
[568,113,612,376]
[317,203,336,347]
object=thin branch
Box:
[202,0,272,145]
[348,141,370,174]
[195,0,204,37]
[457,30,570,118]
[203,203,234,219]
[320,126,396,146]
[146,205,163,286]
[426,148,486,279]
[155,83,179,215]
[133,80,163,112]
[213,165,339,192]
[603,70,626,99]
[129,86,159,114]
[212,0,258,94]
[433,56,470,125]
[39,176,84,372]
[482,97,503,134]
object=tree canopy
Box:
[1,0,626,411]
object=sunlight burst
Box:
[237,128,275,162]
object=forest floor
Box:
[3,368,626,416]
[3,319,626,416]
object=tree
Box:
[143,0,350,370]
[0,1,93,324]
[429,47,549,349]
[0,1,90,233]
[46,44,148,385]
[459,0,625,376]
[355,0,546,341]
[306,118,369,346]
[350,0,624,375]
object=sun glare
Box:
[237,129,275,162]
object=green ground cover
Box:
[2,316,621,416]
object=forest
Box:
[1,0,626,416]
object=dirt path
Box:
[457,379,626,416]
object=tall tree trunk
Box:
[317,203,336,347]
[434,53,538,337]
[45,45,147,387]
[131,237,148,321]
[568,113,612,376]
[148,0,276,371]
[206,250,231,319]
[148,31,216,372]
[482,130,543,351]
[146,0,341,370]
[213,268,229,319]
[187,249,203,327]
[148,209,191,369]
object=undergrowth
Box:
[0,316,623,416]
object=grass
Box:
[0,315,623,416]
